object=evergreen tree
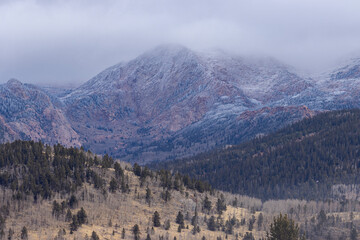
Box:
[243,232,255,240]
[132,224,140,240]
[164,220,171,230]
[20,226,28,240]
[207,216,217,231]
[176,212,185,229]
[122,228,126,239]
[350,227,358,240]
[216,194,227,215]
[258,213,264,230]
[266,214,303,240]
[109,178,119,193]
[203,196,212,214]
[91,231,100,240]
[153,211,161,227]
[65,209,72,222]
[146,187,152,206]
[161,189,171,202]
[77,207,87,225]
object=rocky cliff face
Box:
[1,45,360,163]
[0,79,80,146]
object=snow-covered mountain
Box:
[1,45,360,163]
[0,79,80,146]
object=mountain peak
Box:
[6,78,23,87]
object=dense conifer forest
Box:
[152,109,360,200]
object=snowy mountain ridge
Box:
[1,45,360,163]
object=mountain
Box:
[60,45,315,162]
[0,140,357,240]
[151,109,360,200]
[1,45,360,163]
[0,79,80,146]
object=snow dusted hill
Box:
[61,45,315,162]
[1,45,360,163]
[0,79,80,146]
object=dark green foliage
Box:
[161,189,171,202]
[122,228,125,239]
[65,209,72,222]
[101,154,114,168]
[266,214,302,240]
[258,213,264,230]
[0,141,98,199]
[77,207,87,225]
[164,220,171,230]
[243,232,255,240]
[52,200,61,219]
[154,109,360,200]
[248,215,255,231]
[350,227,358,240]
[216,194,227,215]
[176,211,185,229]
[91,231,100,240]
[202,196,212,214]
[69,195,78,209]
[114,162,124,178]
[109,178,119,193]
[69,208,87,232]
[20,226,28,240]
[133,163,142,177]
[132,224,140,240]
[70,215,80,232]
[8,228,14,240]
[153,211,161,227]
[207,216,217,231]
[145,187,151,206]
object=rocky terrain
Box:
[1,45,360,163]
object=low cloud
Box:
[1,0,360,86]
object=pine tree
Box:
[266,214,303,240]
[122,228,126,239]
[176,212,185,229]
[77,207,87,225]
[203,195,212,214]
[109,178,119,193]
[91,231,100,240]
[20,226,28,240]
[216,194,227,215]
[153,211,161,227]
[207,216,217,231]
[132,224,140,240]
[146,187,152,206]
[65,209,72,222]
[350,227,358,240]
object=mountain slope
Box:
[1,46,360,163]
[0,79,80,146]
[61,45,313,162]
[151,109,360,200]
[0,140,358,240]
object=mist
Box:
[1,0,360,87]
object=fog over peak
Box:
[1,0,360,87]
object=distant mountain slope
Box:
[60,45,313,162]
[151,109,360,200]
[2,46,360,163]
[0,79,80,146]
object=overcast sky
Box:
[1,0,360,87]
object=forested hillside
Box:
[0,140,358,239]
[152,109,360,200]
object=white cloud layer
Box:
[1,0,360,86]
